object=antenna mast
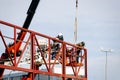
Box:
[74,0,78,44]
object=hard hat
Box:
[76,41,85,47]
[81,41,85,46]
[58,33,63,36]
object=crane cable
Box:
[74,0,78,44]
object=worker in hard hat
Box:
[51,33,64,60]
[76,41,85,63]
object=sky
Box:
[0,0,120,80]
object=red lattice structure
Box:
[0,20,87,80]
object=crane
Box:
[0,0,88,80]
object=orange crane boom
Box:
[8,0,40,57]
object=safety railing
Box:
[0,20,87,80]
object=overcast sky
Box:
[0,0,120,80]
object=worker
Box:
[51,33,64,60]
[76,41,85,63]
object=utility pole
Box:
[100,48,113,80]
